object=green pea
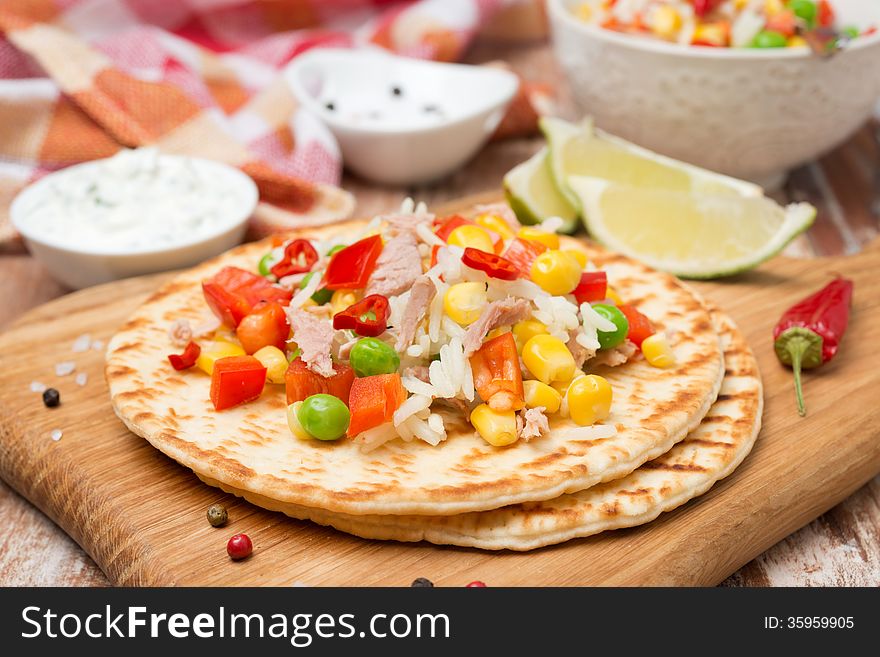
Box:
[592,304,629,351]
[258,252,277,277]
[349,338,400,377]
[297,394,350,441]
[789,0,817,27]
[326,244,346,256]
[300,271,333,305]
[752,30,788,48]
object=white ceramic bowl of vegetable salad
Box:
[11,148,258,289]
[548,0,880,187]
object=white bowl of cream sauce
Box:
[285,48,519,186]
[11,148,258,289]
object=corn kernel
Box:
[764,0,785,16]
[652,5,681,39]
[470,403,518,447]
[512,319,548,350]
[517,226,560,250]
[566,374,613,426]
[692,22,729,47]
[448,225,495,253]
[563,249,588,269]
[253,345,288,384]
[530,249,583,296]
[606,285,624,305]
[196,341,246,375]
[330,289,358,315]
[787,35,807,47]
[475,213,515,240]
[286,402,311,440]
[523,380,562,414]
[574,2,592,22]
[641,333,676,368]
[444,282,487,326]
[522,334,577,385]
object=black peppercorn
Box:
[42,388,60,408]
[207,504,228,527]
[410,577,434,587]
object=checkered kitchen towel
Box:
[0,0,548,248]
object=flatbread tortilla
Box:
[106,222,724,516]
[214,307,759,549]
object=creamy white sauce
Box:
[17,148,248,252]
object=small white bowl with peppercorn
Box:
[285,48,519,186]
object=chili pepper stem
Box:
[784,335,811,417]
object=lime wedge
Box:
[504,147,579,233]
[568,176,816,279]
[541,117,762,211]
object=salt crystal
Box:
[90,339,105,351]
[55,361,76,376]
[30,381,47,393]
[50,429,63,442]
[72,334,91,352]
[75,372,88,386]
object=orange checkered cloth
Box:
[0,0,550,250]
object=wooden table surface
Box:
[1,42,878,587]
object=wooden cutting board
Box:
[1,218,878,586]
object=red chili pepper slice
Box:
[270,239,319,279]
[323,235,383,290]
[333,294,390,337]
[461,247,519,281]
[167,341,201,370]
[618,305,655,348]
[572,271,608,305]
[503,237,547,277]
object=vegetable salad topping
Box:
[170,199,677,451]
[571,0,875,50]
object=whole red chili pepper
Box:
[773,277,853,417]
[270,239,319,279]
[167,341,201,370]
[333,294,391,337]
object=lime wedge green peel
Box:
[567,176,816,279]
[503,147,578,234]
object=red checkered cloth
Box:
[0,0,548,248]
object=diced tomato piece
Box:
[285,358,355,404]
[619,304,655,348]
[347,373,406,437]
[210,355,267,411]
[572,271,607,305]
[235,301,289,354]
[469,332,524,411]
[323,235,383,290]
[167,341,201,371]
[503,237,547,277]
[203,266,292,327]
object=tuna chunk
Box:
[519,407,549,442]
[286,306,335,377]
[567,328,596,369]
[364,230,423,298]
[394,276,436,352]
[462,297,532,356]
[591,340,638,368]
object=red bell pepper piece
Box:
[461,247,519,281]
[333,294,390,337]
[430,244,441,269]
[285,358,354,404]
[270,239,319,279]
[503,237,547,277]
[572,271,608,305]
[692,0,720,18]
[469,332,524,411]
[347,373,406,437]
[817,0,835,27]
[210,355,267,411]
[167,341,201,371]
[618,305,655,348]
[235,301,289,354]
[766,10,796,37]
[773,277,853,416]
[323,235,383,290]
[203,266,292,327]
[434,214,473,242]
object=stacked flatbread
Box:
[107,221,762,551]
